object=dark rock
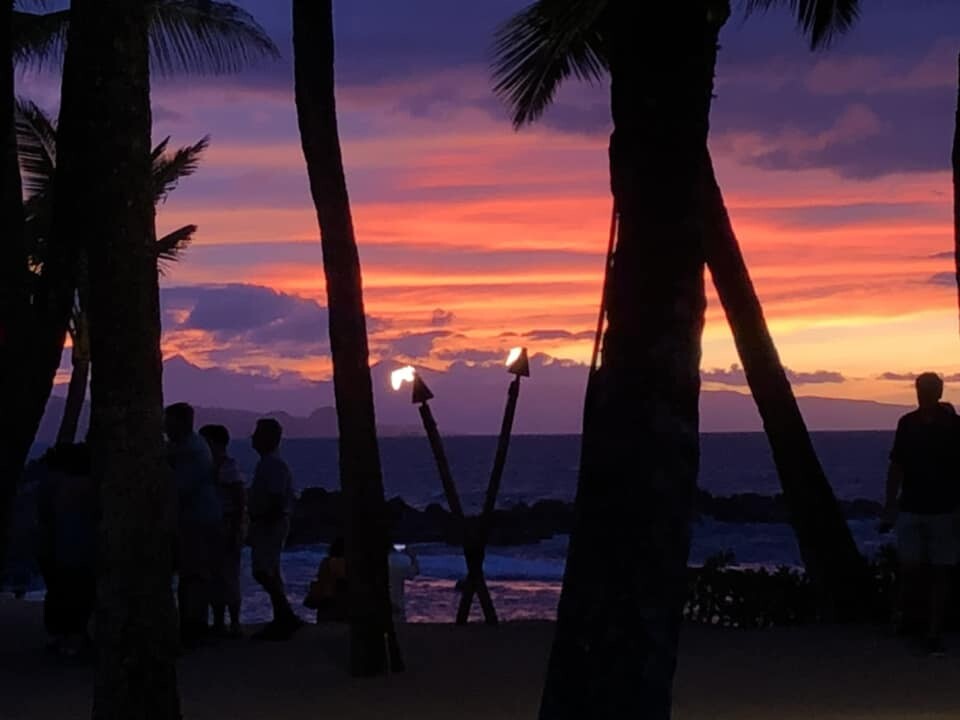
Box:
[283,487,882,549]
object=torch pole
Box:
[417,401,465,521]
[481,375,521,526]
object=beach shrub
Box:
[684,552,816,628]
[684,547,902,628]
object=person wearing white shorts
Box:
[881,373,960,656]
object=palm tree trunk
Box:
[57,337,90,445]
[0,19,75,576]
[53,1,181,716]
[293,0,402,677]
[0,0,22,349]
[702,153,872,619]
[539,4,724,718]
[953,52,959,332]
[0,0,29,575]
[58,263,92,446]
[0,1,63,584]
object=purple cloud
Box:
[433,348,504,364]
[879,372,960,383]
[383,331,453,359]
[162,284,388,360]
[929,272,956,287]
[431,309,456,327]
[704,364,845,386]
[523,329,594,342]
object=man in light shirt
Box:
[248,418,302,641]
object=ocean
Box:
[228,431,895,507]
[226,431,896,623]
[9,432,898,623]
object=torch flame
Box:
[506,347,523,368]
[391,366,416,391]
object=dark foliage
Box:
[685,547,897,629]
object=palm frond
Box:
[492,0,610,128]
[148,0,280,76]
[152,135,210,203]
[742,0,861,49]
[22,189,52,270]
[156,224,197,275]
[11,9,68,72]
[14,97,57,198]
[13,1,279,75]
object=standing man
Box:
[249,418,302,641]
[165,402,221,649]
[881,373,960,655]
[200,424,247,638]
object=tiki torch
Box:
[391,366,465,520]
[480,348,529,521]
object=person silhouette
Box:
[388,542,419,623]
[165,402,221,650]
[37,443,96,659]
[199,424,246,638]
[306,536,348,623]
[248,418,303,641]
[880,373,960,656]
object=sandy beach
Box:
[2,599,960,719]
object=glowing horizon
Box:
[36,0,960,410]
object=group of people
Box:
[881,371,960,656]
[36,400,422,658]
[165,403,302,646]
[36,443,97,658]
[35,372,957,658]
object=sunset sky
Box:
[25,0,960,415]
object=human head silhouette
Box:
[199,424,230,460]
[252,417,282,456]
[164,402,194,442]
[915,372,944,410]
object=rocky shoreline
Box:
[287,488,883,548]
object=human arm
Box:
[880,419,906,533]
[879,463,903,533]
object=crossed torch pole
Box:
[391,347,530,625]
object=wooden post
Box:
[417,376,525,626]
[456,519,498,625]
[418,401,465,521]
[482,376,522,522]
[456,375,524,624]
[417,400,502,624]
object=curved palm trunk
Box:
[539,4,723,718]
[58,265,92,446]
[57,332,90,445]
[703,154,872,619]
[293,0,402,677]
[0,0,29,574]
[953,53,959,332]
[54,1,181,716]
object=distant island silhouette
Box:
[36,355,913,444]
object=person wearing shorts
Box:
[881,372,960,655]
[248,418,302,641]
